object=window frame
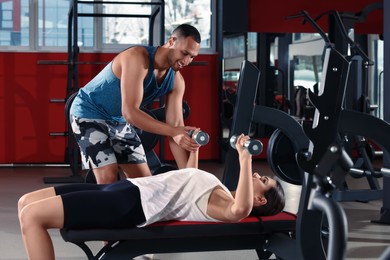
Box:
[0,0,216,54]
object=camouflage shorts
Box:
[70,116,146,169]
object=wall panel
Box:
[0,52,219,164]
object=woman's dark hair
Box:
[172,24,201,44]
[250,179,286,216]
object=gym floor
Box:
[1,160,389,260]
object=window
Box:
[0,0,213,51]
[38,0,94,48]
[293,55,322,92]
[223,35,245,58]
[0,0,29,47]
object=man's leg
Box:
[71,117,120,184]
[93,163,121,184]
[120,162,151,178]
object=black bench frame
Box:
[61,213,297,260]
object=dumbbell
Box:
[188,130,209,146]
[230,135,263,155]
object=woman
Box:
[18,134,285,260]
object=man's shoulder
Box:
[116,46,150,68]
[121,45,149,56]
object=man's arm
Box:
[165,72,199,168]
[118,47,194,145]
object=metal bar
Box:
[149,6,161,45]
[78,13,153,18]
[50,99,66,103]
[78,0,162,5]
[310,192,348,260]
[71,0,80,178]
[189,61,208,66]
[38,60,108,65]
[0,163,71,167]
[160,0,165,45]
[49,133,68,136]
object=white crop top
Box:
[127,168,233,227]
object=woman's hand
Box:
[235,134,252,160]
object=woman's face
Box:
[252,172,277,200]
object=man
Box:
[70,24,202,183]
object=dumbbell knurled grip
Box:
[230,135,263,155]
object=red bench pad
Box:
[61,211,297,243]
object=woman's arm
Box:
[207,134,254,222]
[228,135,253,219]
[185,148,199,168]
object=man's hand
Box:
[172,126,200,152]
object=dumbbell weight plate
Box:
[267,129,302,185]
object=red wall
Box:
[0,52,220,164]
[248,0,383,34]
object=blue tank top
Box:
[70,46,175,122]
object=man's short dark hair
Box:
[172,24,201,44]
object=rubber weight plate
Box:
[267,129,302,185]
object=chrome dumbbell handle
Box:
[188,130,210,146]
[230,135,263,155]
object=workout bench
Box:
[60,60,314,260]
[61,213,296,260]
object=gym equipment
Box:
[223,59,326,260]
[301,9,387,202]
[267,129,305,185]
[293,10,390,257]
[229,135,263,156]
[188,130,210,146]
[61,212,296,260]
[226,10,389,259]
[44,91,84,183]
